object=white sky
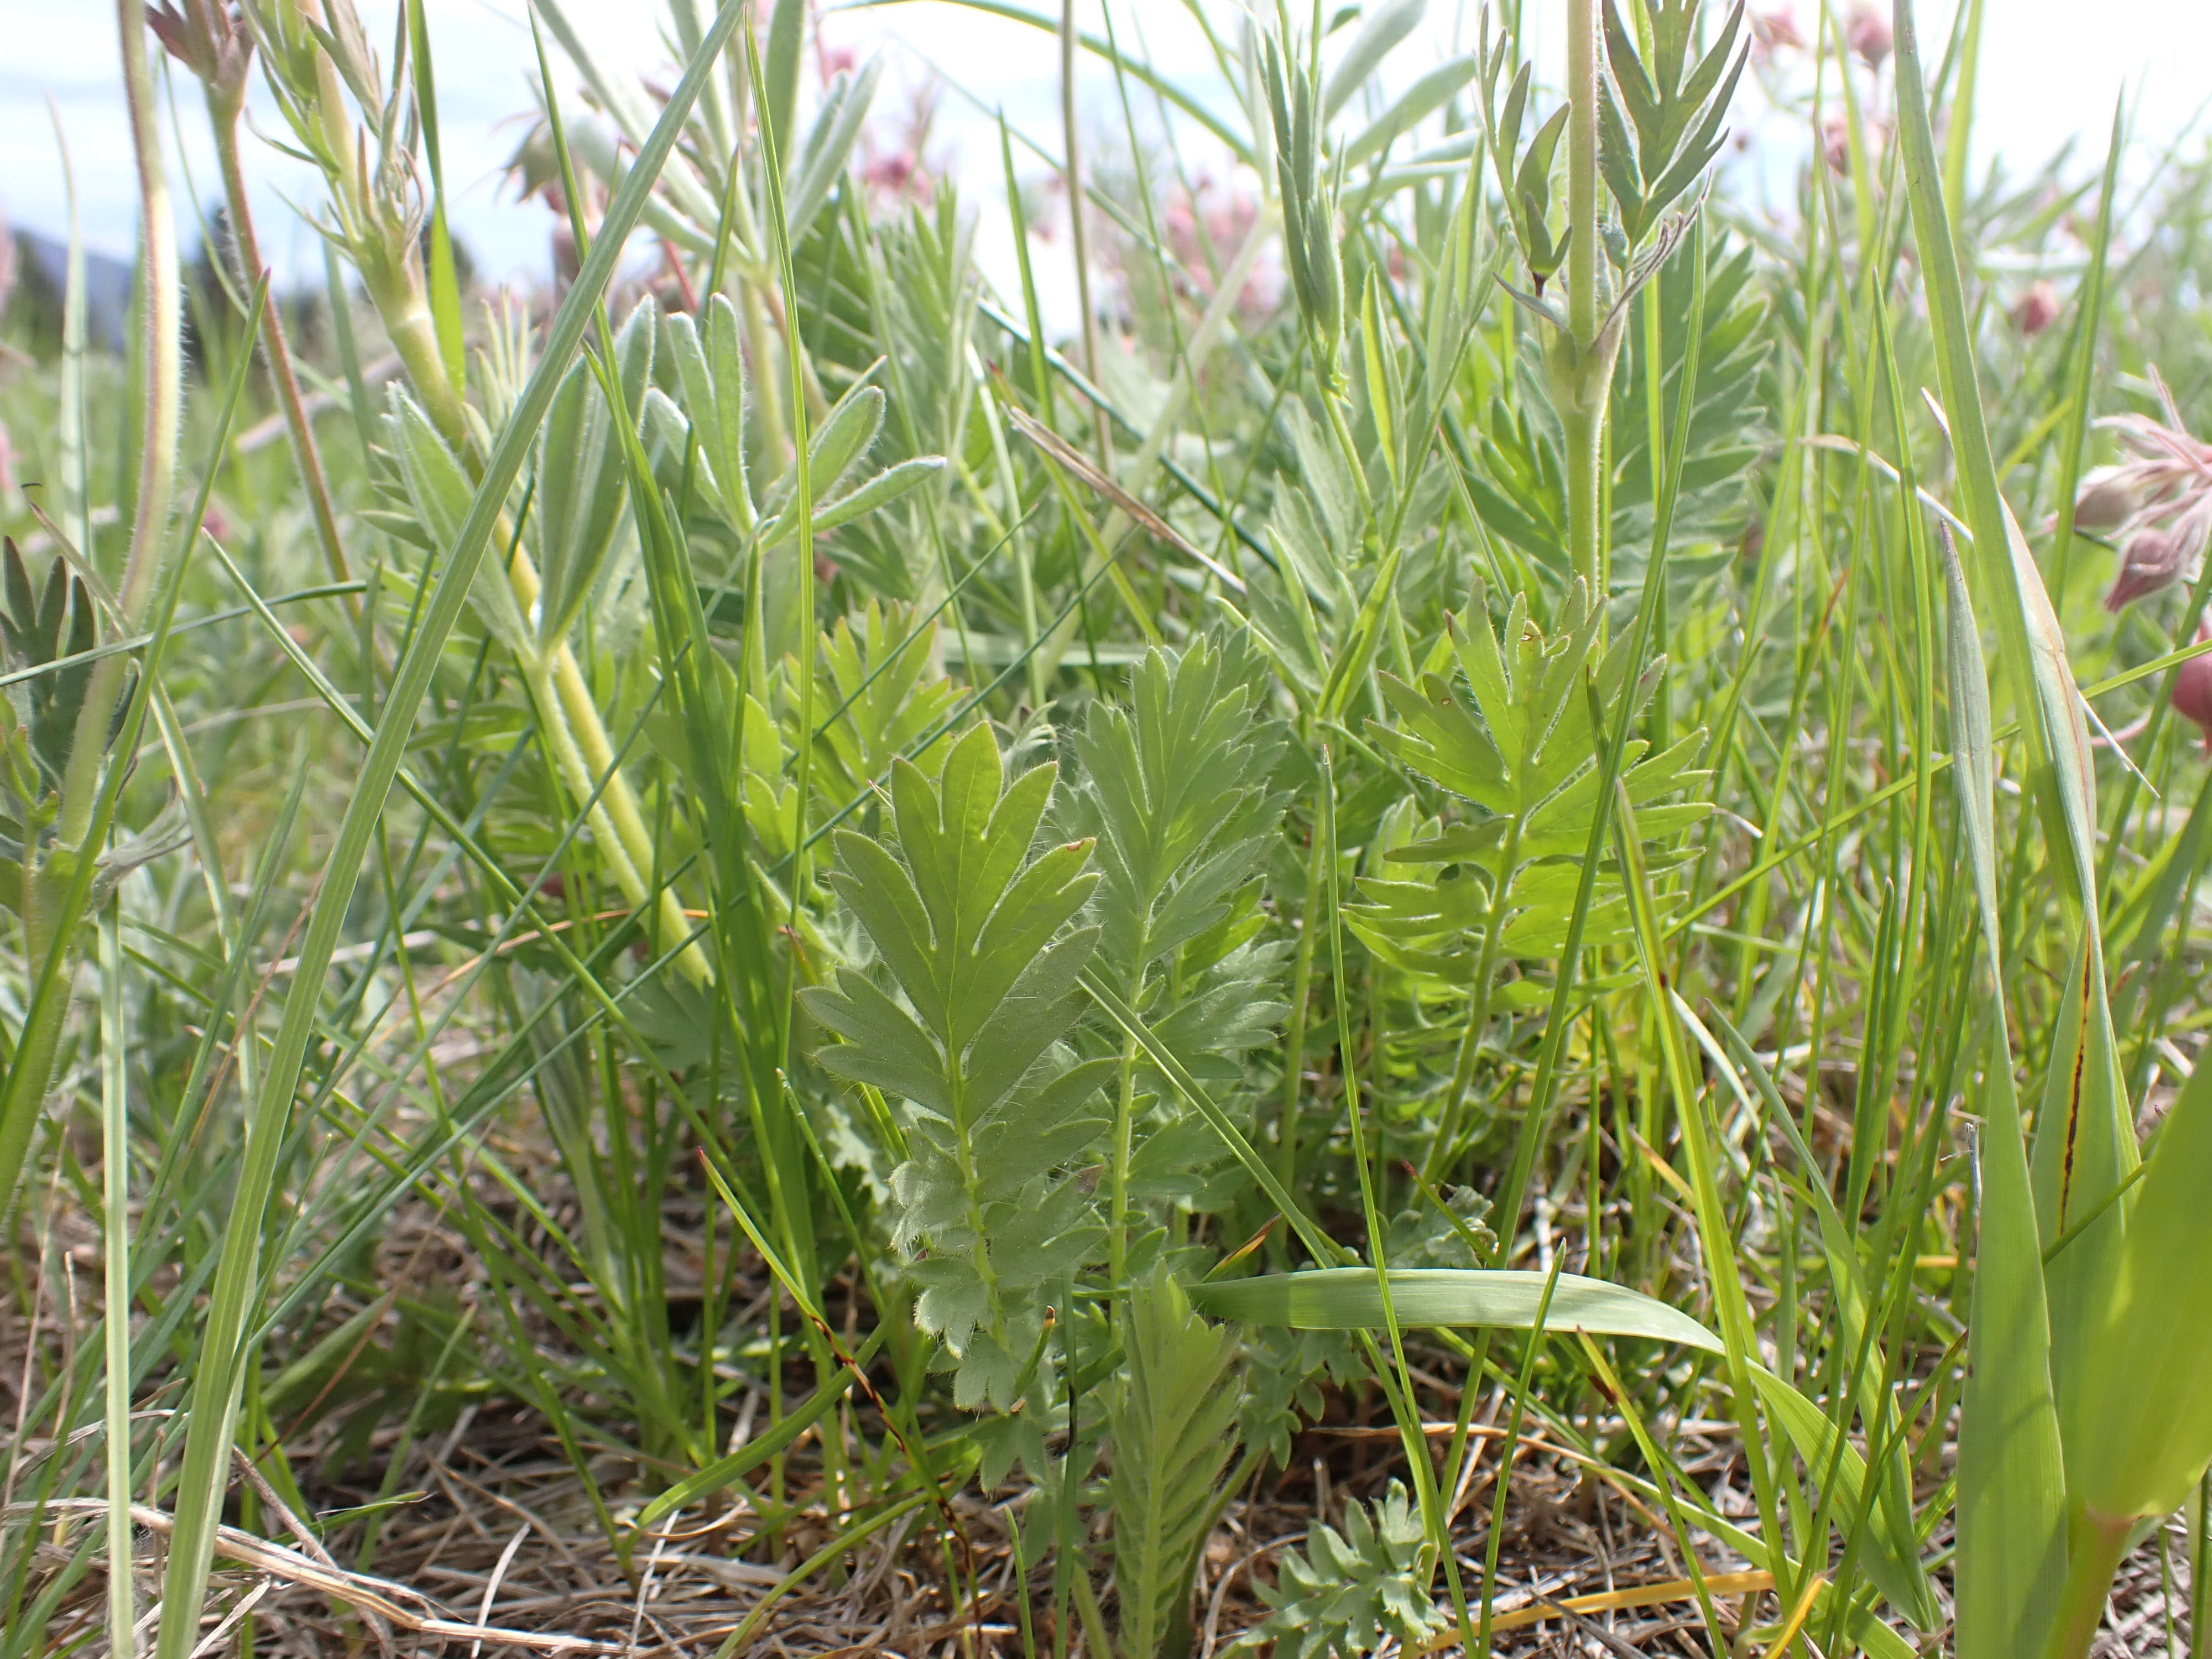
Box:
[0,0,2199,311]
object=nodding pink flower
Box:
[1752,8,1805,60]
[1821,111,1887,174]
[2011,280,2061,337]
[2070,466,2143,533]
[2107,527,2190,612]
[1845,4,1892,67]
[1822,112,1854,174]
[2174,620,2212,751]
[2076,369,2212,613]
[863,149,924,199]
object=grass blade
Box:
[1940,524,2069,1659]
[1188,1267,1722,1353]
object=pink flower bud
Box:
[2071,467,2141,534]
[2107,527,2189,612]
[1822,112,1854,174]
[2010,280,2060,337]
[1752,8,1805,58]
[1845,4,1892,66]
[2174,623,2212,752]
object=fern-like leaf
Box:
[1108,1270,1243,1659]
[806,599,961,811]
[1353,578,1709,982]
[1233,1480,1448,1659]
[802,722,1112,1409]
[1067,631,1291,1077]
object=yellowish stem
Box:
[503,546,710,986]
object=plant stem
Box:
[0,0,183,1224]
[1562,399,1606,596]
[742,277,792,470]
[59,0,180,850]
[1552,0,1615,598]
[379,279,469,453]
[100,899,134,1659]
[1275,808,1329,1201]
[1061,0,1110,468]
[206,86,353,596]
[1566,0,1601,355]
[2193,1475,2210,1659]
[2043,1509,2131,1659]
[1108,1032,1139,1295]
[522,638,709,986]
[361,210,708,982]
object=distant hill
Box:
[6,227,135,354]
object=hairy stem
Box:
[346,155,707,983]
[59,0,181,849]
[948,1065,1005,1350]
[500,536,709,985]
[379,279,470,454]
[1109,1032,1139,1295]
[1558,0,1613,597]
[1562,397,1605,594]
[1567,0,1601,352]
[207,86,354,595]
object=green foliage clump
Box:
[19,4,2212,1659]
[1234,1481,1451,1659]
[803,723,1111,1408]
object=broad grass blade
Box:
[1188,1267,1723,1353]
[1898,0,2135,1539]
[1940,521,2068,1659]
[2076,1050,2212,1524]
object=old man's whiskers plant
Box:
[804,723,1113,1412]
[1479,0,1745,591]
[22,2,2212,1657]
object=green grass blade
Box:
[2048,98,2125,607]
[1895,0,2136,1497]
[1187,1266,1722,1353]
[2076,1046,2212,1524]
[1940,523,2069,1659]
[1699,1008,1940,1629]
[852,0,1253,161]
[1890,0,2104,914]
[633,1327,886,1532]
[98,900,133,1657]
